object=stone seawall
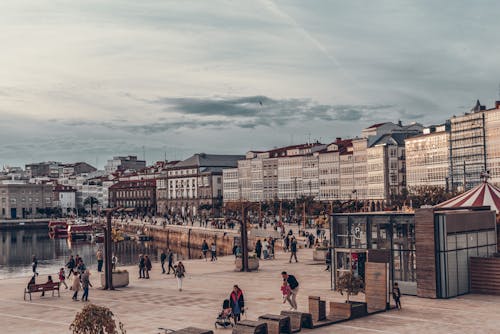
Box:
[113,222,240,259]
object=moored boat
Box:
[67,220,93,240]
[48,220,68,238]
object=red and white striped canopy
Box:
[435,181,500,213]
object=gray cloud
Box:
[58,96,402,134]
[151,96,399,128]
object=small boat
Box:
[67,221,93,241]
[48,220,68,238]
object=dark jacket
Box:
[66,258,76,269]
[139,257,145,268]
[145,258,152,270]
[201,242,209,252]
[287,275,299,290]
[160,253,167,263]
[290,240,298,252]
[229,290,245,314]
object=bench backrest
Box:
[28,282,60,292]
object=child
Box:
[59,268,68,289]
[221,299,232,318]
[393,282,402,310]
[281,280,291,304]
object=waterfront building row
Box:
[405,100,500,192]
[223,121,423,207]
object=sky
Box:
[2,0,500,168]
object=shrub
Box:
[336,271,364,303]
[70,304,126,334]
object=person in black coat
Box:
[255,240,262,259]
[229,285,245,323]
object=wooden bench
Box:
[280,311,313,332]
[258,314,291,334]
[24,282,60,301]
[308,296,326,322]
[171,327,213,334]
[232,320,268,334]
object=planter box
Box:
[329,301,367,320]
[235,257,259,271]
[100,271,129,288]
[313,249,328,261]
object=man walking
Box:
[201,240,209,261]
[138,254,145,279]
[160,250,167,274]
[96,248,103,272]
[32,255,38,276]
[144,255,152,279]
[81,269,92,302]
[211,243,217,261]
[167,249,175,274]
[289,237,298,263]
[66,255,76,278]
[281,271,299,310]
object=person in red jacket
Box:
[229,285,245,324]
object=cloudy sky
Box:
[2,0,500,168]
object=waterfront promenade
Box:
[1,249,500,333]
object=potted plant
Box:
[313,246,329,261]
[235,253,260,271]
[330,271,367,320]
[100,269,129,288]
[70,304,126,334]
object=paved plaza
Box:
[1,248,499,333]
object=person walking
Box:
[96,248,104,272]
[174,261,186,291]
[325,248,331,271]
[289,237,298,263]
[269,238,275,259]
[59,267,68,289]
[167,249,175,274]
[111,254,118,270]
[284,235,290,253]
[32,255,38,276]
[138,254,145,279]
[201,240,209,261]
[393,282,402,310]
[81,270,92,302]
[211,243,217,261]
[160,250,167,274]
[66,255,76,278]
[255,240,262,259]
[145,255,152,279]
[229,285,245,324]
[71,273,81,301]
[281,271,299,310]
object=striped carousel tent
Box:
[435,181,500,213]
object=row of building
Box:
[2,99,500,219]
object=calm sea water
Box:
[0,228,180,280]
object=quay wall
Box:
[113,222,241,258]
[0,219,49,230]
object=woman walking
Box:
[229,285,245,324]
[175,261,186,291]
[71,273,81,301]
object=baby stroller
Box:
[215,299,234,329]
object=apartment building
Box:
[405,124,450,190]
[109,180,156,214]
[0,181,53,219]
[157,153,243,216]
